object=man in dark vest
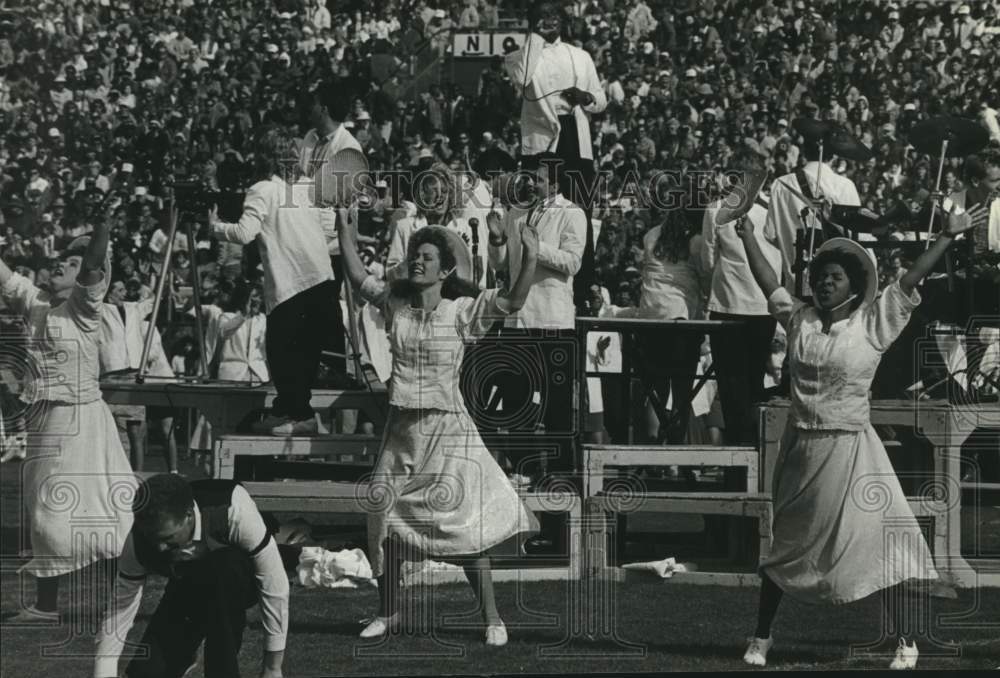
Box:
[94,474,288,678]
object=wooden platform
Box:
[101,379,388,436]
[583,492,773,584]
[215,434,381,480]
[243,481,583,579]
[582,444,759,496]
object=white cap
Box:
[684,68,697,77]
[48,127,62,137]
[778,118,789,126]
[356,110,371,121]
[958,4,970,14]
[434,9,446,18]
[903,102,917,111]
[122,162,134,172]
[889,11,899,19]
[418,148,433,159]
[265,43,279,53]
[54,74,66,82]
[278,51,291,62]
[135,186,148,196]
[344,120,355,129]
[482,131,493,142]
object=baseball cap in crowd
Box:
[684,68,697,77]
[957,5,970,15]
[265,43,279,54]
[48,128,61,138]
[122,162,134,173]
[434,9,446,19]
[903,103,917,111]
[889,10,900,20]
[697,84,713,96]
[418,148,433,160]
[777,118,789,128]
[356,111,371,121]
[54,74,66,83]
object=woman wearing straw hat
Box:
[735,201,986,669]
[337,204,541,647]
[0,217,135,623]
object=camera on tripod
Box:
[170,181,246,221]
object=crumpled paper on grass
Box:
[297,547,376,589]
[621,557,695,578]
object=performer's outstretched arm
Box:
[736,216,781,300]
[899,203,984,295]
[336,207,370,291]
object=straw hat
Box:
[815,238,878,307]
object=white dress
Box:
[761,281,938,603]
[1,273,135,578]
[358,277,537,577]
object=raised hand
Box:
[734,215,754,240]
[945,202,986,237]
[486,209,503,238]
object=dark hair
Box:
[250,126,298,182]
[133,474,193,532]
[528,1,560,27]
[808,249,868,311]
[316,80,351,122]
[389,228,479,300]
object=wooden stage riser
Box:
[215,435,381,479]
[583,445,759,495]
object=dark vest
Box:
[133,480,266,579]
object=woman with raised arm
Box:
[337,205,540,647]
[0,212,135,622]
[735,202,984,669]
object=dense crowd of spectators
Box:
[2,0,999,361]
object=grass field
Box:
[2,450,998,675]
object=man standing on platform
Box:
[486,152,586,554]
[504,0,606,311]
[298,81,365,388]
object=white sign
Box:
[452,31,526,58]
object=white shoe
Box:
[359,613,400,638]
[3,606,59,624]
[253,414,290,434]
[889,638,919,670]
[743,636,773,666]
[486,623,508,646]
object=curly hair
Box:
[132,473,194,533]
[808,248,869,311]
[389,227,479,300]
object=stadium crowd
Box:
[2,0,999,443]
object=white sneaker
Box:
[743,636,773,667]
[889,638,919,670]
[359,612,400,638]
[254,414,290,434]
[486,622,508,646]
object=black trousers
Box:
[126,548,258,678]
[637,330,704,444]
[709,312,777,447]
[266,279,342,421]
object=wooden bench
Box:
[582,444,760,496]
[215,434,381,480]
[243,481,584,580]
[583,492,773,586]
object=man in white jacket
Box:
[211,127,338,436]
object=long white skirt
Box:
[21,400,136,577]
[367,406,538,577]
[761,423,938,604]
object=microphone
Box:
[469,217,483,286]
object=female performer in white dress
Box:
[0,218,135,622]
[736,202,985,669]
[337,205,539,647]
